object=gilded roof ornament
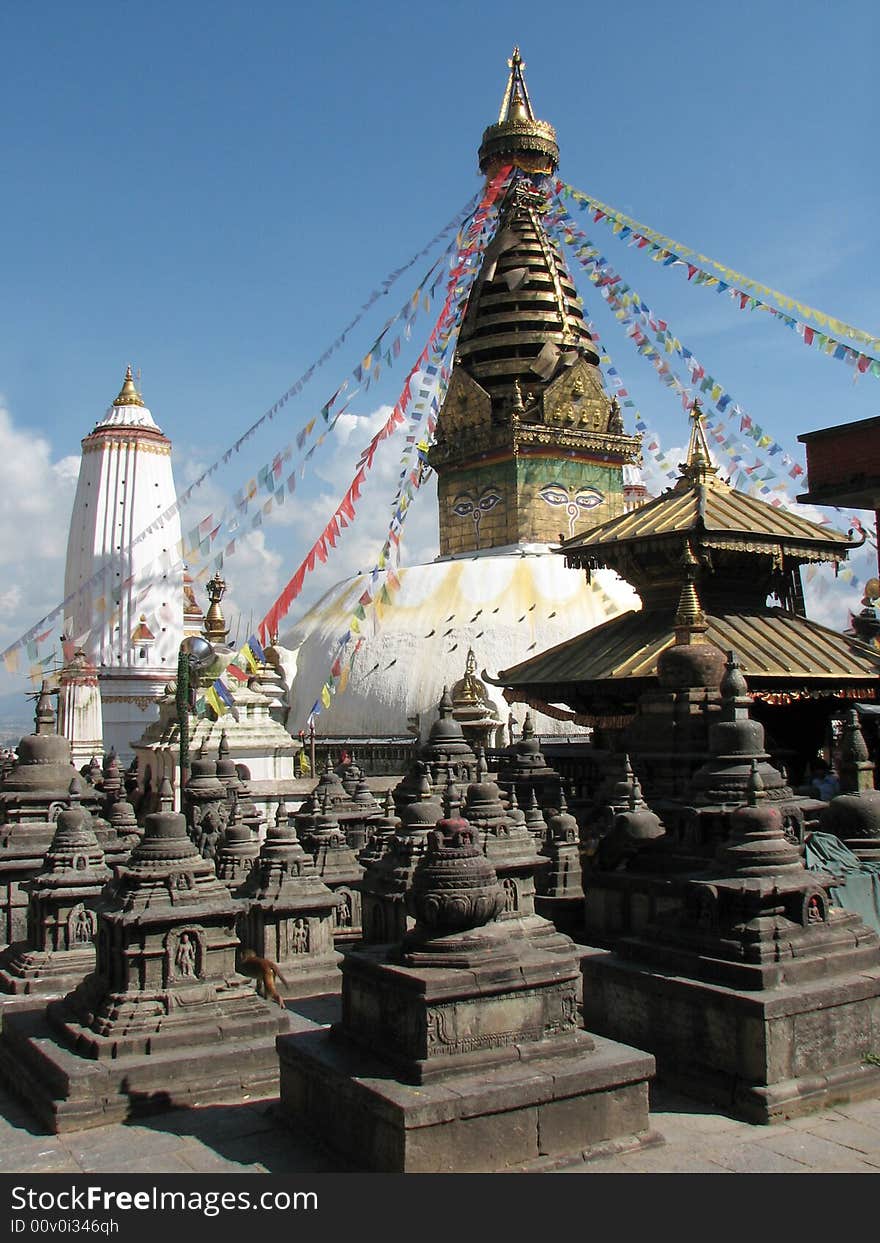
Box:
[674,544,706,633]
[203,572,229,645]
[497,46,534,122]
[451,648,489,707]
[679,400,718,485]
[112,364,145,409]
[478,46,559,177]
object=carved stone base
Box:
[339,930,583,1084]
[0,943,96,1001]
[277,1027,657,1172]
[581,946,880,1123]
[277,961,342,1000]
[0,1002,290,1133]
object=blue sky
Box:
[0,0,877,714]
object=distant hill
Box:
[0,688,37,745]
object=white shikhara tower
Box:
[63,367,184,761]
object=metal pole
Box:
[309,719,316,778]
[176,649,190,790]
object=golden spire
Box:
[203,572,230,645]
[679,400,718,485]
[112,364,145,408]
[478,47,559,178]
[674,544,706,635]
[451,648,489,706]
[497,47,535,122]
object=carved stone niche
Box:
[66,903,97,949]
[165,927,203,984]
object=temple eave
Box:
[488,607,880,693]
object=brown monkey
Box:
[238,948,287,1008]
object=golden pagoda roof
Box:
[489,607,880,694]
[561,406,858,566]
[131,615,155,643]
[456,179,598,407]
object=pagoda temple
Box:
[490,404,880,772]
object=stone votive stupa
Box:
[400,688,477,801]
[0,778,290,1132]
[0,685,128,948]
[238,797,341,998]
[182,744,229,861]
[0,778,111,1001]
[820,709,880,863]
[214,809,260,894]
[357,789,399,869]
[360,794,443,944]
[523,784,549,847]
[534,794,586,933]
[495,711,564,812]
[462,766,570,959]
[583,647,818,945]
[581,733,880,1123]
[300,792,364,943]
[277,813,657,1171]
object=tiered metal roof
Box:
[455,180,599,410]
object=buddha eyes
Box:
[539,485,569,508]
[452,489,502,518]
[539,484,604,510]
[575,488,603,511]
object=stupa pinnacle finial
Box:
[674,544,706,634]
[478,47,559,178]
[498,46,534,123]
[112,364,145,409]
[35,680,56,735]
[679,400,718,485]
[203,572,229,644]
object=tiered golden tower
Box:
[430,50,640,556]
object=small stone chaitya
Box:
[0,786,290,1132]
[581,670,880,1122]
[278,814,656,1171]
[0,778,111,1000]
[238,798,341,998]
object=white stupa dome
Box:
[277,545,639,740]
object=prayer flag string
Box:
[556,180,880,362]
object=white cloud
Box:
[0,402,81,703]
[0,585,23,618]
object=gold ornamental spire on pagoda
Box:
[673,544,707,639]
[478,47,559,178]
[678,401,718,486]
[112,364,145,408]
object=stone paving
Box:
[2,994,879,1174]
[3,1070,880,1174]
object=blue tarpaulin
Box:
[805,831,880,935]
